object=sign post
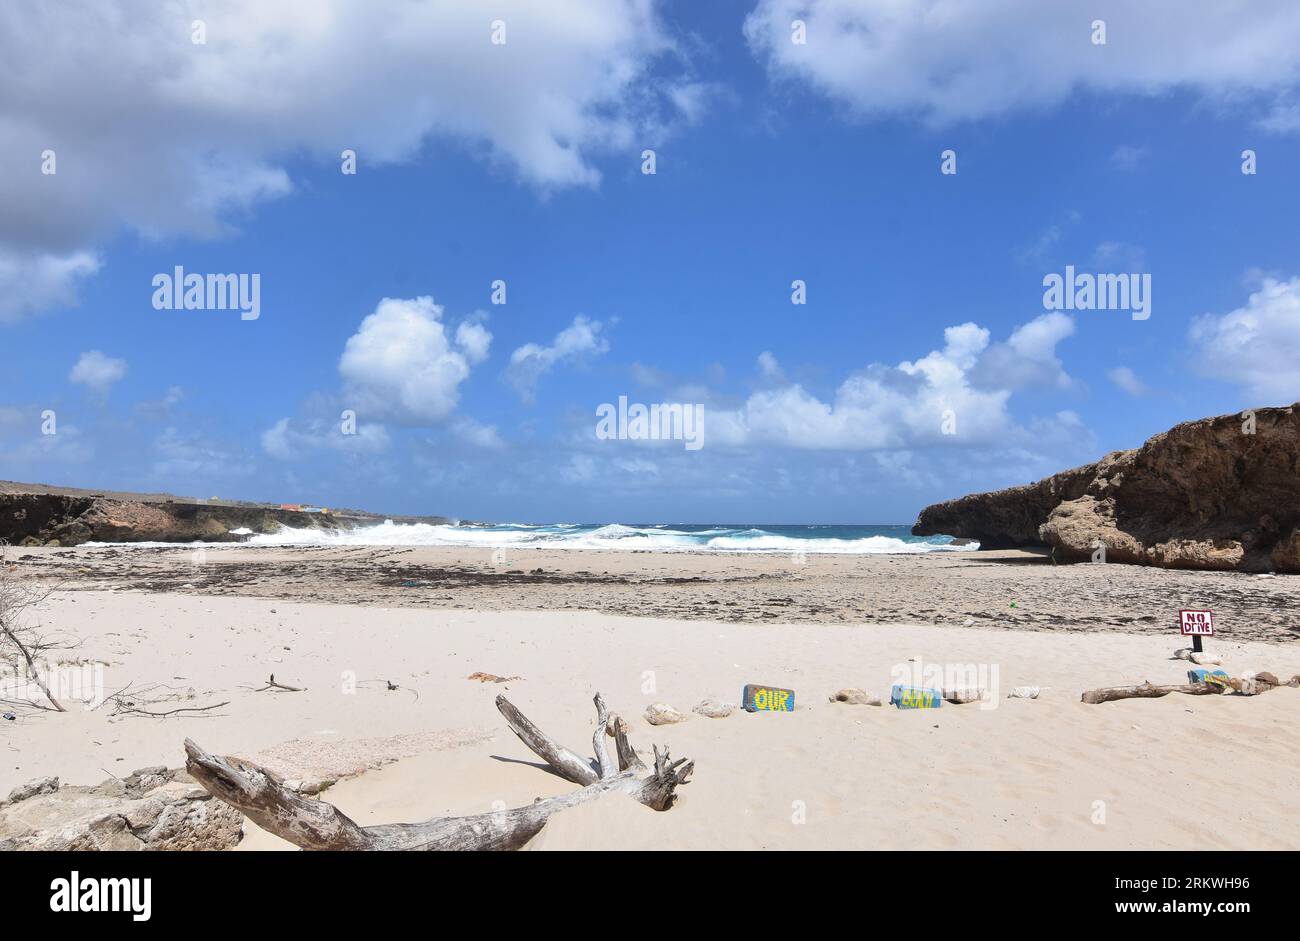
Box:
[1179,609,1215,654]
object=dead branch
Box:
[496,694,599,785]
[591,693,615,779]
[184,691,692,850]
[0,542,67,712]
[252,674,303,693]
[612,715,646,773]
[116,700,231,718]
[1081,681,1225,704]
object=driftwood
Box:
[1081,681,1225,705]
[1083,671,1300,704]
[253,674,303,693]
[119,700,231,718]
[184,692,692,850]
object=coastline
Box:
[12,542,1300,641]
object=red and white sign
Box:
[1179,609,1215,636]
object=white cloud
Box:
[450,418,505,450]
[152,427,251,478]
[0,0,703,320]
[0,249,101,323]
[507,315,609,402]
[710,314,1078,450]
[970,312,1076,391]
[1259,96,1300,132]
[1106,366,1149,397]
[339,296,490,424]
[756,351,785,383]
[745,1,1300,125]
[68,350,127,394]
[1188,276,1300,403]
[261,417,391,461]
[455,318,493,365]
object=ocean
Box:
[245,522,974,554]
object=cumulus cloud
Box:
[339,296,491,424]
[709,314,1078,450]
[1188,276,1300,403]
[507,315,609,402]
[68,350,127,394]
[0,0,704,320]
[455,318,493,365]
[744,1,1300,125]
[1107,366,1149,397]
[0,249,101,323]
[969,312,1076,391]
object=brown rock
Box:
[914,404,1300,572]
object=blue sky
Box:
[3,1,1300,523]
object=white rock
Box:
[1190,652,1223,666]
[1174,648,1193,660]
[692,698,735,718]
[942,688,986,705]
[828,688,881,706]
[1007,686,1040,699]
[644,703,687,726]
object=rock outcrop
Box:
[0,766,243,851]
[913,404,1300,573]
[0,481,449,546]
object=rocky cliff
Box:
[0,482,447,546]
[913,404,1300,572]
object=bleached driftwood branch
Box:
[1081,681,1224,705]
[184,691,692,850]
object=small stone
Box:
[644,703,687,726]
[829,688,881,706]
[1190,652,1222,666]
[1007,686,1040,699]
[942,688,986,705]
[692,698,735,718]
[1174,648,1193,660]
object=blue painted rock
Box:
[1187,668,1230,688]
[889,684,942,709]
[742,684,795,712]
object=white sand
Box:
[5,589,1299,849]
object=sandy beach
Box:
[3,545,1298,850]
